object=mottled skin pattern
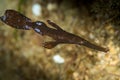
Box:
[0,10,109,52]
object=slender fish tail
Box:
[80,40,109,52]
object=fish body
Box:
[0,10,109,52]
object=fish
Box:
[0,9,109,52]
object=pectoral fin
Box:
[47,20,63,30]
[43,41,59,49]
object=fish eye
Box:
[35,21,47,27]
[35,21,43,26]
[34,27,41,33]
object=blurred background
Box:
[0,0,120,80]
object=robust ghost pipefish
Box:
[0,9,109,52]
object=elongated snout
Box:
[0,15,6,21]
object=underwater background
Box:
[0,0,120,80]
